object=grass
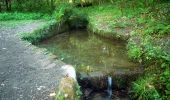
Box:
[130,76,161,100]
[77,3,140,40]
[19,20,58,44]
[0,12,51,21]
[0,20,33,28]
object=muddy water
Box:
[38,30,139,73]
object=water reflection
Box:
[38,30,138,73]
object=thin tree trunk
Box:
[46,0,49,6]
[51,0,54,10]
[0,2,1,12]
[5,0,9,11]
[8,0,11,11]
[5,0,11,11]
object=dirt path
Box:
[0,20,65,100]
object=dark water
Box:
[38,30,139,73]
[86,91,129,100]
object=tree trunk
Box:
[8,0,11,11]
[0,2,1,12]
[5,0,11,11]
[46,0,49,6]
[5,0,8,11]
[51,0,54,10]
[0,5,1,12]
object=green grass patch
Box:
[19,20,58,44]
[0,12,51,21]
[130,76,161,100]
[0,20,33,28]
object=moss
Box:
[56,77,82,100]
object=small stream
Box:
[37,29,141,100]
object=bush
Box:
[54,3,88,29]
[54,3,73,23]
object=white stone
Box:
[61,65,76,81]
[49,92,56,97]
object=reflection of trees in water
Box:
[40,30,138,72]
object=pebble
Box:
[2,48,7,50]
[1,83,5,86]
[49,92,56,97]
[37,86,46,90]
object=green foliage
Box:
[75,83,82,100]
[127,40,143,61]
[55,82,82,100]
[159,69,170,99]
[67,8,88,28]
[54,3,73,23]
[55,91,65,100]
[54,3,88,29]
[145,21,170,35]
[130,76,161,100]
[0,12,50,21]
[19,20,57,44]
[12,0,56,13]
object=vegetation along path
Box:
[0,20,65,100]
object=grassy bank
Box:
[76,1,170,100]
[19,20,68,44]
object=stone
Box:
[56,77,76,100]
[61,65,77,81]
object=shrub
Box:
[54,3,88,29]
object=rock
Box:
[61,65,77,81]
[56,65,78,100]
[56,77,76,100]
[84,88,93,97]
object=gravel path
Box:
[0,20,65,100]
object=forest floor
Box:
[0,20,65,100]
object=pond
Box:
[37,29,141,100]
[37,30,139,74]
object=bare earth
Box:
[0,20,65,100]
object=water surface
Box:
[38,30,139,74]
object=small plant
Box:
[75,83,82,100]
[54,3,73,23]
[127,40,143,61]
[56,91,65,100]
[130,76,161,100]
